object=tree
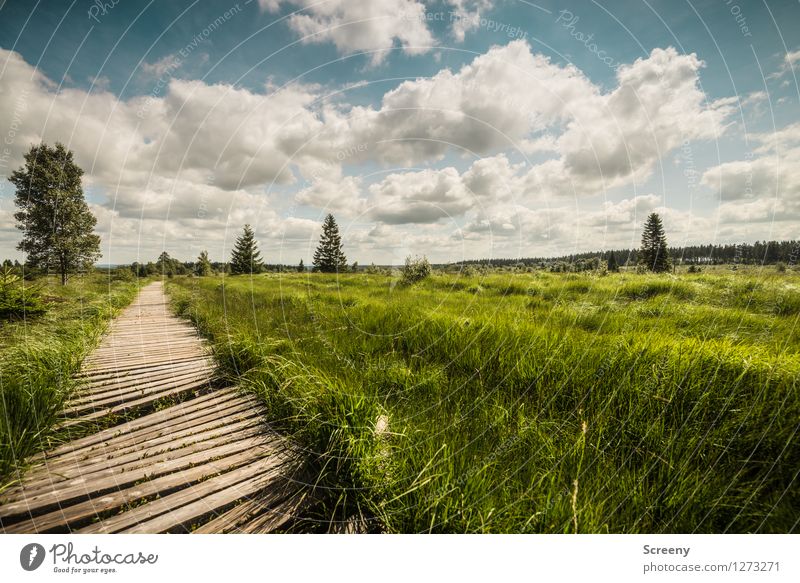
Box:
[639,213,671,273]
[196,250,212,276]
[607,250,619,272]
[155,251,186,276]
[10,142,101,284]
[401,254,431,285]
[229,224,263,275]
[297,259,305,273]
[313,214,347,273]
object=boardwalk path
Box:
[0,282,309,533]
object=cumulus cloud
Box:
[322,42,732,208]
[368,167,473,224]
[295,175,364,213]
[0,38,780,264]
[768,48,800,80]
[446,0,495,42]
[701,123,800,232]
[0,47,330,196]
[260,0,435,65]
[332,40,598,164]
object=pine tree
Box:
[10,142,101,284]
[229,224,263,275]
[607,250,619,272]
[297,259,305,273]
[313,214,347,273]
[196,250,212,276]
[639,213,671,273]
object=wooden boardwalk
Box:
[0,282,309,533]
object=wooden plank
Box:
[30,397,259,471]
[78,356,212,378]
[0,435,276,522]
[2,446,277,534]
[235,491,312,533]
[88,458,294,534]
[66,369,215,413]
[18,413,266,490]
[38,389,246,460]
[77,360,211,395]
[194,474,311,534]
[59,377,215,426]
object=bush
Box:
[776,262,787,273]
[401,255,432,285]
[687,264,702,273]
[0,266,47,319]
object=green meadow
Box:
[168,268,800,533]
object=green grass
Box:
[0,274,140,488]
[168,269,799,533]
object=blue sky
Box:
[1,0,799,264]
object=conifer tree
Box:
[196,250,212,276]
[639,213,671,273]
[312,214,347,273]
[10,142,101,284]
[229,224,263,275]
[607,250,619,272]
[297,258,305,273]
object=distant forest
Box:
[4,239,798,276]
[455,240,800,269]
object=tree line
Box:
[5,143,797,282]
[127,216,350,278]
[458,217,798,271]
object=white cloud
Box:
[768,48,800,80]
[295,175,364,213]
[1,38,787,264]
[701,123,800,234]
[446,0,495,42]
[260,0,435,66]
[140,55,182,78]
[325,42,731,208]
[368,167,473,224]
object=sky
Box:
[0,0,799,265]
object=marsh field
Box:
[165,267,799,533]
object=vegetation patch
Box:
[168,269,799,533]
[0,274,139,486]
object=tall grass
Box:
[0,274,139,487]
[169,269,799,533]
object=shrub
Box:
[687,264,702,273]
[776,262,787,273]
[0,266,47,319]
[401,255,432,285]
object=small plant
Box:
[0,266,47,319]
[195,250,213,276]
[687,264,702,273]
[775,261,787,273]
[400,255,431,285]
